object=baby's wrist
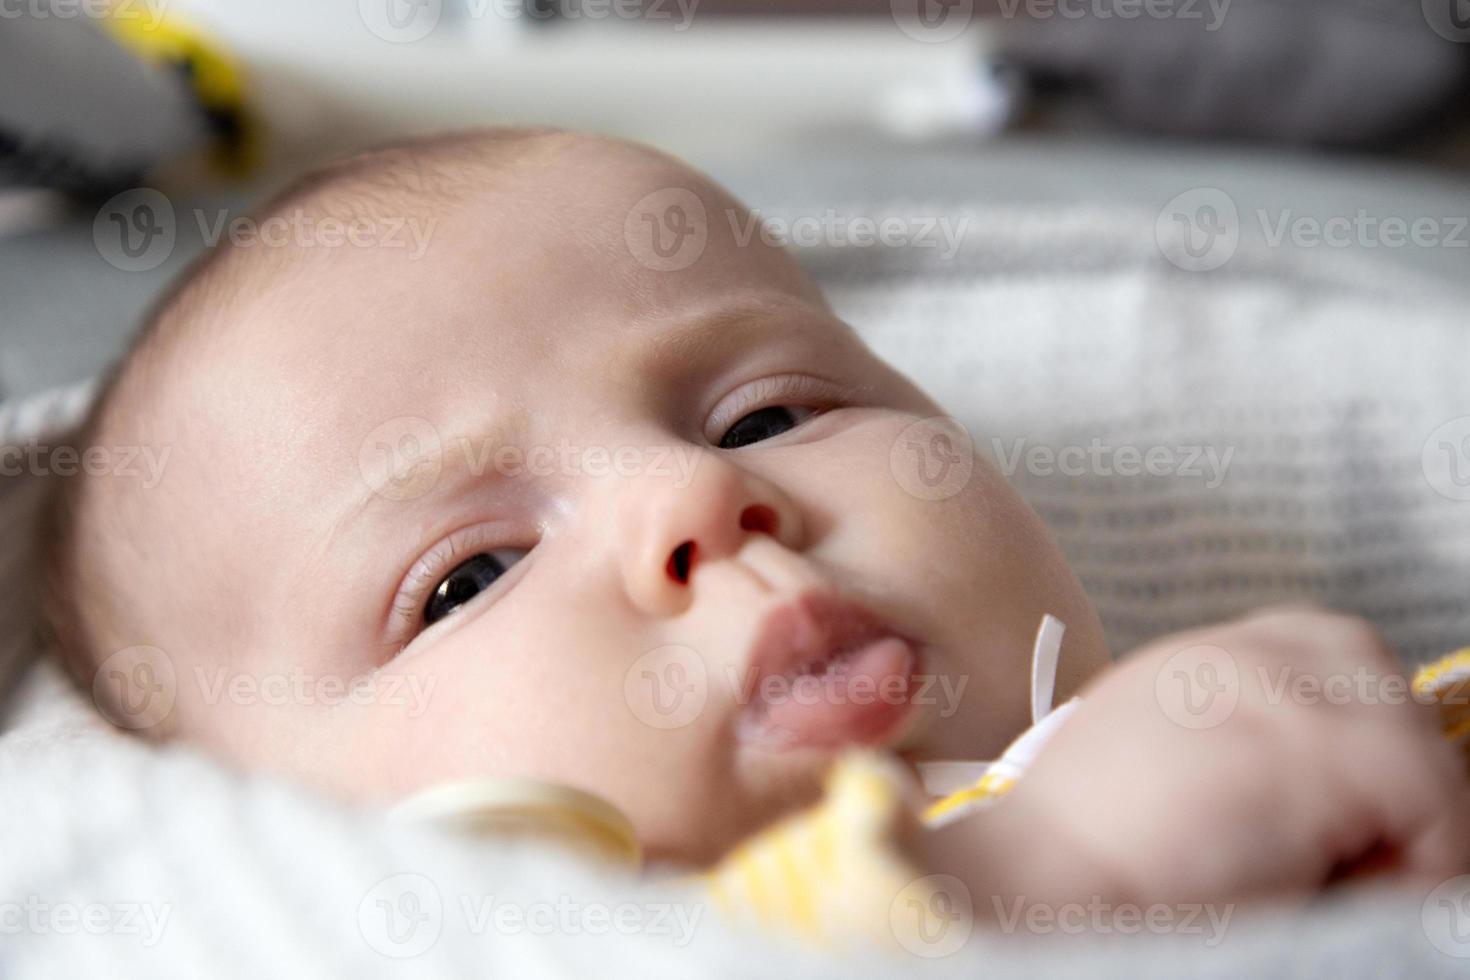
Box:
[903,791,1143,924]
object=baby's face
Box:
[109,139,1107,864]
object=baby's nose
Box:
[617,450,797,616]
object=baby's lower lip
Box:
[738,637,920,751]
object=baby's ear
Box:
[3,435,80,698]
[28,437,90,674]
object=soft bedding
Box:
[3,200,1469,978]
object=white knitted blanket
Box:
[810,206,1470,666]
[3,204,1469,978]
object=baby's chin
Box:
[648,758,831,867]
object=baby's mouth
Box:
[736,590,921,751]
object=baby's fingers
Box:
[1332,700,1470,887]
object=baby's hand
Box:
[917,607,1470,914]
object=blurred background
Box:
[3,0,1469,399]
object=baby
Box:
[39,129,1470,942]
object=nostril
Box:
[739,505,778,536]
[667,541,695,584]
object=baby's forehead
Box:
[192,148,815,392]
[137,140,824,464]
[193,132,722,311]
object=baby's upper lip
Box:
[739,589,909,704]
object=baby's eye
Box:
[424,548,527,626]
[718,406,816,450]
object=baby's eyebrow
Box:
[320,412,526,549]
[637,299,832,379]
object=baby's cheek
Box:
[365,634,569,792]
[834,415,1014,582]
[355,604,666,798]
[814,417,1090,740]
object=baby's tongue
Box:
[756,636,916,749]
